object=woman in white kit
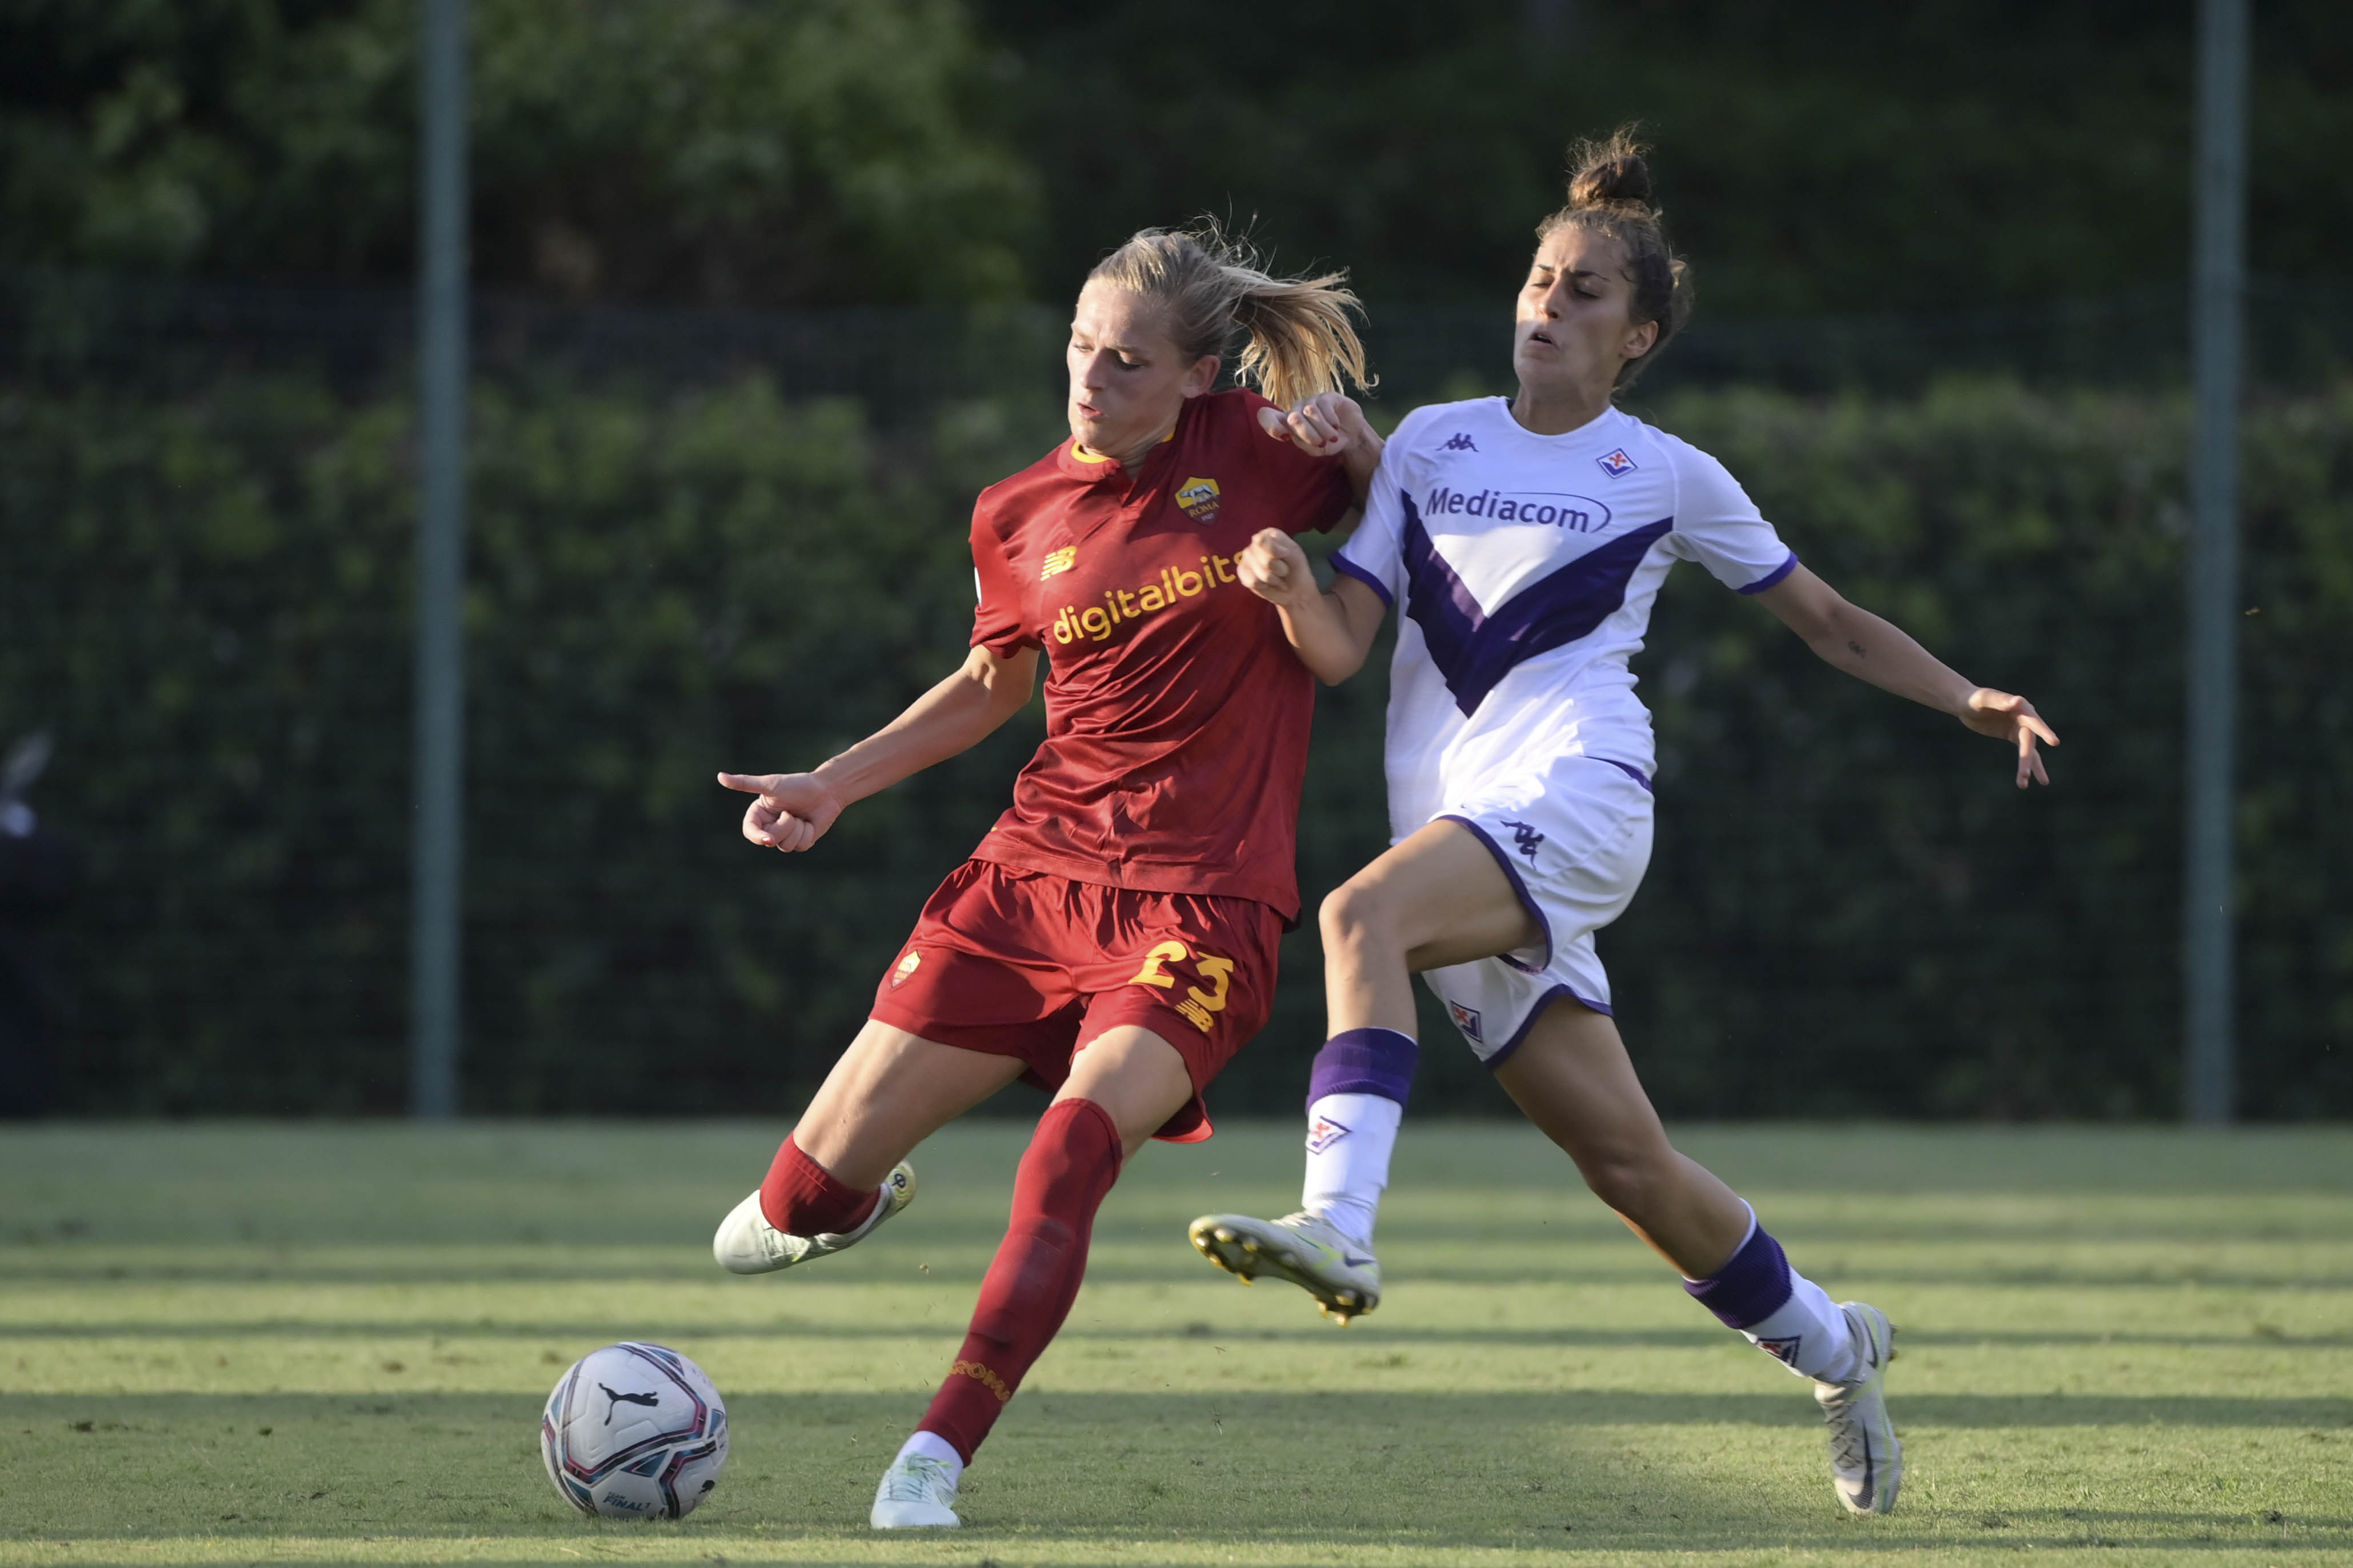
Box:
[1188,132,2058,1517]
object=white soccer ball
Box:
[540,1342,729,1520]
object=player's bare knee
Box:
[1319,877,1402,960]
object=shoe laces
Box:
[881,1456,955,1502]
[1820,1380,1881,1476]
[1825,1407,1867,1471]
[1279,1209,1376,1259]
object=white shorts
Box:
[1416,756,1655,1066]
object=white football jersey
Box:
[1332,396,1795,836]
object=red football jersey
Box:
[966,388,1355,920]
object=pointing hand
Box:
[717,771,845,852]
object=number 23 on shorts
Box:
[1127,940,1236,1034]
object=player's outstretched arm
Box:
[1258,392,1384,501]
[1235,527,1387,685]
[717,644,1041,851]
[1753,563,2058,789]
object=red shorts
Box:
[867,860,1285,1142]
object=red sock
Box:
[918,1097,1123,1463]
[758,1136,877,1236]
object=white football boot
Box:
[1815,1301,1902,1515]
[870,1453,962,1528]
[712,1162,916,1276]
[1187,1210,1381,1324]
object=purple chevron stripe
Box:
[1402,494,1674,716]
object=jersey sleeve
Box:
[1328,432,1409,608]
[1238,391,1355,536]
[1668,439,1799,595]
[968,502,1037,655]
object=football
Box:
[540,1342,730,1519]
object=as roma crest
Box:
[1175,476,1223,524]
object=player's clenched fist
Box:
[717,770,843,853]
[1235,528,1319,610]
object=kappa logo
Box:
[1440,432,1479,452]
[1756,1334,1804,1367]
[1040,546,1078,580]
[1502,820,1546,862]
[1448,1000,1483,1042]
[889,949,922,988]
[1596,448,1638,478]
[1175,475,1223,524]
[1306,1115,1351,1155]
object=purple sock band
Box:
[1304,1028,1419,1110]
[1683,1224,1794,1330]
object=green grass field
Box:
[1,1121,2348,1567]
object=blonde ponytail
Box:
[1087,224,1371,410]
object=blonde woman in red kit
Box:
[711,227,1383,1527]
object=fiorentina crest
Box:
[1306,1116,1351,1154]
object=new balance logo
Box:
[1502,820,1544,861]
[1041,546,1077,580]
[1440,432,1478,451]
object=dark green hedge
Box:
[1614,385,2352,1119]
[2,376,2346,1117]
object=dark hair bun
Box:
[1567,129,1653,208]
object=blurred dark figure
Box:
[0,733,76,1118]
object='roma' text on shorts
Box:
[868,860,1283,1142]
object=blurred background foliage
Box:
[2,0,2348,1117]
[0,0,1036,304]
[4,0,2347,312]
[4,371,2347,1117]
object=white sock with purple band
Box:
[1299,1028,1419,1249]
[1683,1207,1859,1384]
